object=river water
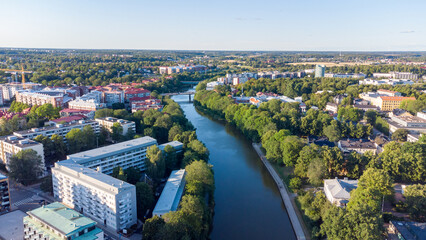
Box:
[172,95,296,240]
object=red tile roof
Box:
[51,115,86,123]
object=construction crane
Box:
[0,66,32,87]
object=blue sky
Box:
[1,0,425,51]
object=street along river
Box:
[172,95,296,240]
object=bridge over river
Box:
[161,91,195,101]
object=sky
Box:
[1,0,425,51]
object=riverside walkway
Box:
[252,143,307,240]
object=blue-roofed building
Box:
[152,169,186,217]
[23,202,104,240]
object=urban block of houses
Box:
[152,169,186,217]
[24,202,104,240]
[130,97,163,113]
[159,65,207,75]
[217,73,257,85]
[359,89,415,111]
[95,117,136,135]
[325,73,367,79]
[387,112,426,135]
[324,178,358,207]
[338,138,377,154]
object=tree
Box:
[94,108,114,118]
[145,145,166,181]
[124,167,142,185]
[295,144,320,178]
[66,128,85,153]
[111,122,124,142]
[391,129,408,142]
[82,125,96,150]
[51,134,67,161]
[117,167,127,182]
[9,149,43,185]
[307,158,327,186]
[281,136,304,166]
[136,182,155,219]
[289,177,302,191]
[143,215,165,240]
[323,125,341,142]
[364,110,377,125]
[403,184,426,222]
[185,160,214,195]
[40,175,53,193]
[164,145,178,172]
[187,140,209,161]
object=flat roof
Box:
[153,169,186,216]
[0,135,42,148]
[13,120,97,135]
[158,141,183,151]
[0,210,27,240]
[54,162,134,193]
[65,136,157,165]
[27,202,96,236]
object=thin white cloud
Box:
[400,30,415,34]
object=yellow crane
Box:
[0,66,32,88]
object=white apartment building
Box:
[95,117,136,135]
[218,73,257,85]
[102,91,124,107]
[62,136,158,175]
[0,135,45,173]
[373,72,418,80]
[1,84,23,101]
[68,99,106,111]
[359,78,414,86]
[52,162,137,232]
[15,90,64,108]
[325,102,338,114]
[153,169,186,217]
[13,120,100,139]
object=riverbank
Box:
[252,143,308,240]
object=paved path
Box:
[252,143,307,240]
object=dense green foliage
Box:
[8,149,44,185]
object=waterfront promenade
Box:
[252,143,307,240]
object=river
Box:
[172,95,296,240]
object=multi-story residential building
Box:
[15,90,64,108]
[68,99,106,111]
[159,65,207,75]
[24,202,104,240]
[359,78,414,86]
[324,178,358,207]
[158,141,184,153]
[13,120,100,139]
[131,98,163,113]
[315,65,325,78]
[217,73,257,85]
[338,138,377,154]
[124,88,151,101]
[52,162,137,232]
[376,89,402,96]
[0,88,4,106]
[102,90,124,107]
[95,117,136,136]
[373,71,418,80]
[60,108,95,119]
[152,169,186,217]
[257,71,306,79]
[0,174,10,212]
[360,90,413,111]
[353,104,378,112]
[324,73,367,78]
[0,135,45,172]
[61,136,158,175]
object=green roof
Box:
[26,202,97,237]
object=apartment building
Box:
[159,65,207,75]
[325,102,338,114]
[388,112,426,134]
[52,162,137,232]
[95,117,136,135]
[315,65,325,78]
[102,91,124,107]
[24,202,104,240]
[0,135,45,172]
[359,78,414,86]
[62,136,157,175]
[153,169,186,217]
[373,71,418,80]
[131,99,163,113]
[15,90,64,108]
[0,174,10,213]
[124,88,151,101]
[338,138,377,154]
[68,91,106,111]
[217,73,257,85]
[13,120,100,139]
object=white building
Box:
[0,135,45,173]
[325,102,338,114]
[359,78,414,86]
[95,117,136,136]
[338,138,377,154]
[102,91,124,107]
[324,178,358,207]
[372,72,418,80]
[388,112,426,134]
[152,169,186,217]
[206,81,224,90]
[218,73,257,85]
[68,91,106,111]
[13,120,100,139]
[24,202,104,240]
[62,136,158,175]
[52,162,137,232]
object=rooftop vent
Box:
[19,140,29,144]
[31,128,39,132]
[7,136,18,141]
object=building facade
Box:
[324,178,358,207]
[315,65,325,78]
[13,120,100,139]
[0,135,45,173]
[15,91,64,108]
[52,163,137,232]
[152,169,186,217]
[95,117,136,136]
[24,202,104,240]
[0,174,10,213]
[62,136,157,175]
